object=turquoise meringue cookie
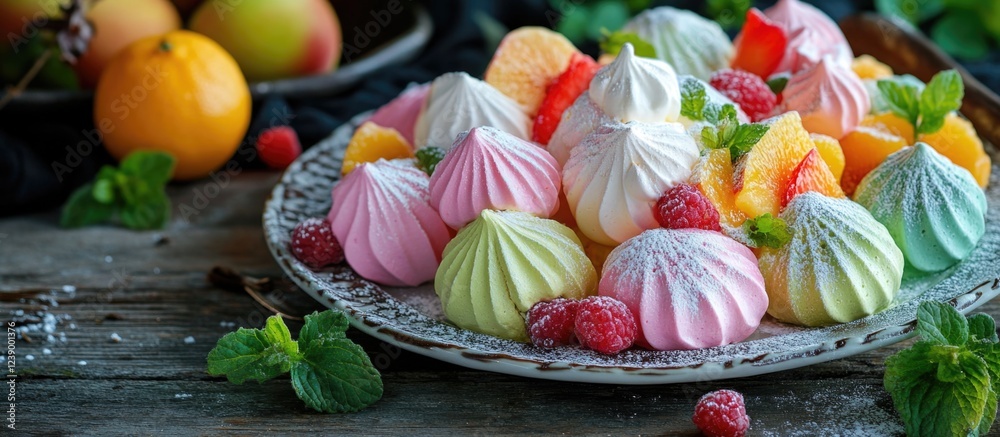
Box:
[759,193,904,326]
[622,7,733,81]
[434,210,597,341]
[854,142,988,272]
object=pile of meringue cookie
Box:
[304,0,991,354]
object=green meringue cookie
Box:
[622,7,733,81]
[435,210,597,341]
[854,142,987,272]
[759,193,904,326]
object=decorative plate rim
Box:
[262,111,1000,385]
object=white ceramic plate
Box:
[263,111,1000,385]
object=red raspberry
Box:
[527,299,580,348]
[692,389,751,437]
[574,296,636,355]
[654,184,722,232]
[256,126,302,169]
[709,69,777,122]
[290,217,344,268]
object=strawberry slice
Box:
[782,148,845,208]
[732,8,788,79]
[532,53,600,145]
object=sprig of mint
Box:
[60,151,174,230]
[681,79,770,163]
[599,29,656,58]
[884,301,1000,436]
[207,311,383,413]
[415,147,446,176]
[877,69,964,136]
[743,213,791,248]
[700,105,770,163]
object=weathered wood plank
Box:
[17,373,903,436]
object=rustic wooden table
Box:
[1,170,994,436]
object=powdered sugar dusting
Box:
[263,110,1000,384]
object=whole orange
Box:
[94,30,251,181]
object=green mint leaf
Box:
[290,338,383,413]
[92,178,116,205]
[968,314,999,343]
[585,2,630,42]
[700,126,720,150]
[553,2,590,44]
[207,316,299,384]
[931,10,989,61]
[60,183,115,228]
[877,78,921,126]
[119,151,175,186]
[767,75,790,95]
[743,213,791,249]
[706,0,751,30]
[599,30,656,58]
[977,385,998,436]
[415,147,447,176]
[885,341,991,437]
[729,124,770,161]
[917,69,964,135]
[917,301,970,346]
[680,79,708,121]
[120,189,170,230]
[298,310,350,350]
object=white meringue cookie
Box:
[546,93,616,166]
[414,72,531,149]
[563,121,699,246]
[588,43,682,124]
[622,7,733,82]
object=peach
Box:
[189,0,342,82]
[74,0,181,89]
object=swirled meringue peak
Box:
[328,159,451,287]
[765,0,853,74]
[854,143,987,272]
[588,43,681,124]
[563,121,699,246]
[758,193,904,327]
[435,210,597,342]
[547,93,616,166]
[366,82,429,144]
[777,57,870,139]
[413,72,531,149]
[622,7,733,81]
[430,126,562,230]
[600,229,768,351]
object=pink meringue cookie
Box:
[776,57,870,139]
[329,159,451,286]
[765,0,853,74]
[366,83,429,145]
[430,126,561,230]
[599,229,769,351]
